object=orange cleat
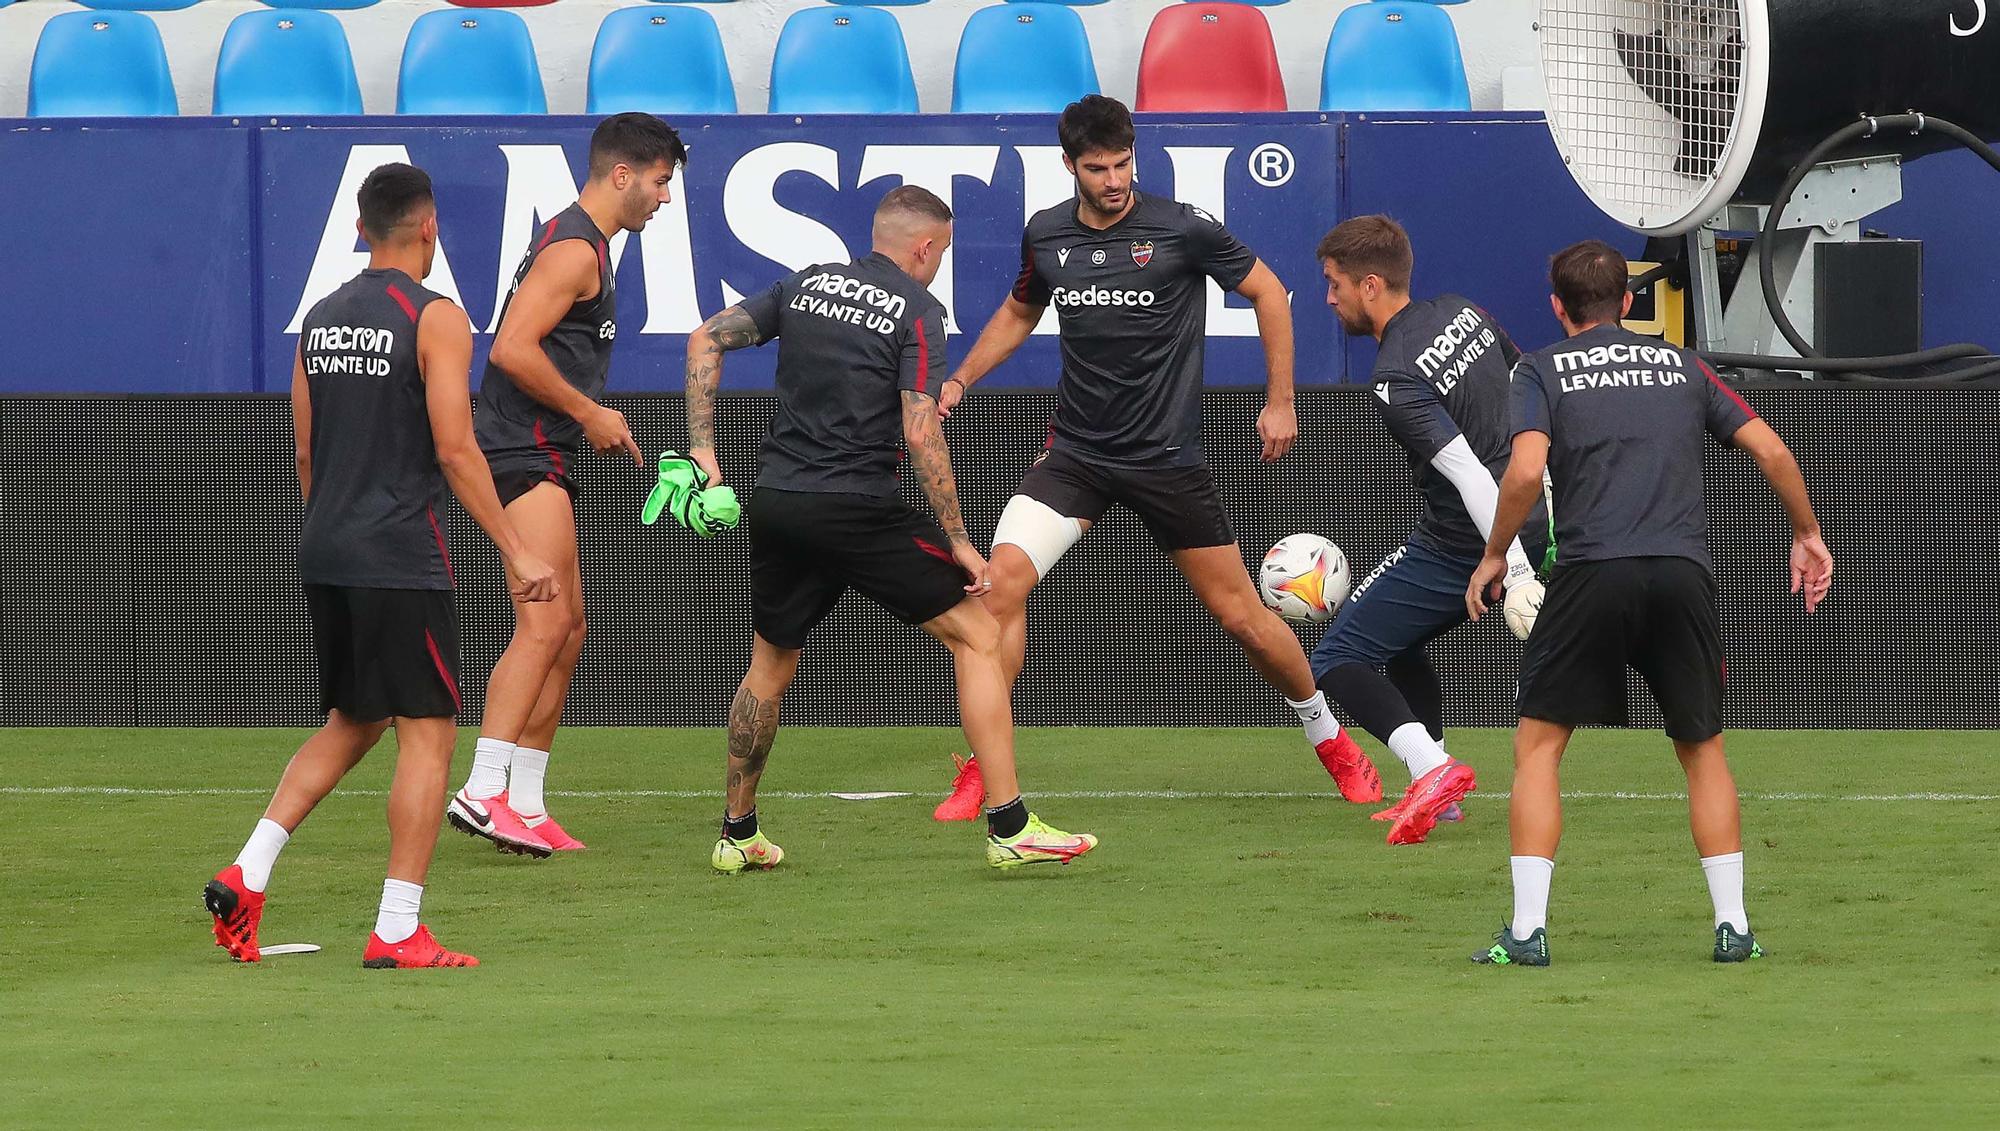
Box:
[523,812,586,852]
[932,753,986,822]
[1385,758,1477,845]
[203,865,265,963]
[1315,732,1384,803]
[362,925,479,969]
[447,790,553,858]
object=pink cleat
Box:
[1384,759,1477,846]
[1315,732,1384,803]
[933,753,986,822]
[522,812,586,852]
[447,790,553,858]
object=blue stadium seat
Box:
[769,7,917,114]
[825,0,926,6]
[953,4,1097,114]
[258,0,379,9]
[1004,0,1105,6]
[29,12,178,117]
[397,9,546,115]
[77,0,200,11]
[214,10,363,116]
[589,6,736,115]
[1321,1,1470,111]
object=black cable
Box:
[1627,262,1674,293]
[1722,112,2000,384]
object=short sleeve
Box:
[1010,230,1051,307]
[1373,369,1462,464]
[1184,204,1256,290]
[1511,356,1553,437]
[1698,359,1758,442]
[899,304,947,397]
[1486,310,1523,370]
[738,278,788,341]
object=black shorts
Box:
[305,584,461,721]
[1516,557,1725,742]
[1016,448,1235,551]
[748,488,970,649]
[487,449,578,507]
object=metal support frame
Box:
[1686,155,1904,367]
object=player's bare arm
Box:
[418,299,559,603]
[1732,418,1833,612]
[940,296,1044,418]
[488,240,640,464]
[1236,258,1297,461]
[289,341,312,502]
[684,304,766,486]
[902,389,990,592]
[1468,430,1550,620]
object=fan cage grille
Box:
[1540,0,1746,230]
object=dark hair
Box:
[1550,239,1629,325]
[588,112,688,179]
[1058,95,1135,160]
[876,184,953,225]
[356,163,434,242]
[1316,214,1413,292]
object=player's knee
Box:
[1214,600,1272,646]
[515,605,580,656]
[987,555,1036,612]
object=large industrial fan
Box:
[1535,0,2000,379]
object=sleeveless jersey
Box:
[476,201,617,465]
[297,267,453,590]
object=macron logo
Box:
[1375,383,1392,404]
[1058,247,1071,267]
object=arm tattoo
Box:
[901,391,968,544]
[724,684,781,803]
[686,306,764,451]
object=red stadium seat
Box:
[1135,2,1286,112]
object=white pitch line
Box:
[1,786,1994,802]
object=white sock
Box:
[233,818,290,894]
[464,737,514,800]
[1286,692,1342,747]
[374,878,423,944]
[1510,855,1554,939]
[1387,721,1449,780]
[509,747,551,816]
[1700,851,1748,933]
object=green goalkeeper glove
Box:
[643,451,741,537]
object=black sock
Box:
[985,796,1029,839]
[722,808,758,841]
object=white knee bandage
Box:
[992,494,1086,579]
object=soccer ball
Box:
[1502,578,1545,641]
[1258,534,1351,624]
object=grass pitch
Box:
[2,727,1995,1128]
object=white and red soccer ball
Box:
[1258,534,1351,624]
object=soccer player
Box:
[1465,240,1833,966]
[203,163,559,968]
[1310,216,1551,846]
[447,113,684,856]
[684,186,1097,871]
[931,95,1381,816]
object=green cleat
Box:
[1713,924,1764,963]
[1471,923,1550,967]
[986,814,1097,870]
[712,832,785,874]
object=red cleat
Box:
[1372,796,1463,823]
[447,790,553,858]
[1385,758,1477,845]
[1315,732,1383,803]
[362,925,479,969]
[933,753,986,822]
[523,812,586,851]
[203,865,265,963]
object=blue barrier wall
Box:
[5,112,1991,394]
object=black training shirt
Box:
[1371,295,1528,555]
[1013,190,1256,468]
[1511,324,1758,572]
[741,252,948,497]
[297,268,453,591]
